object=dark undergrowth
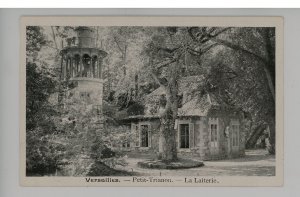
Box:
[87,161,136,176]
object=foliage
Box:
[100,27,154,109]
[87,160,132,176]
[126,102,145,116]
[26,62,57,130]
[102,125,133,147]
[26,26,47,59]
[52,96,132,176]
[194,27,276,152]
[26,55,61,175]
[26,128,65,176]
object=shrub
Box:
[26,128,65,176]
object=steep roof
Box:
[131,75,218,119]
[178,95,211,117]
[146,75,205,98]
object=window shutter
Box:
[131,123,135,132]
[237,125,240,146]
[174,119,178,129]
[148,124,152,147]
[130,123,135,147]
[208,124,211,142]
[132,123,140,147]
[137,124,140,147]
[189,123,194,148]
[177,124,180,149]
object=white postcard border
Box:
[19,16,284,187]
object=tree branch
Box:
[50,26,59,51]
[45,44,59,51]
[148,56,170,87]
[113,36,125,56]
[210,37,268,65]
[188,27,232,45]
[187,43,218,57]
[154,58,177,70]
[210,27,232,38]
[210,36,275,102]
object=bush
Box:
[26,128,65,176]
[87,160,131,176]
[101,145,116,159]
[127,102,145,115]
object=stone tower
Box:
[59,26,107,134]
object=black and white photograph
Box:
[20,16,283,186]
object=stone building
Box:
[122,76,246,160]
[59,26,107,134]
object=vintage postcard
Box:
[20,16,283,186]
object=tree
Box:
[142,27,221,161]
[26,26,47,61]
[100,27,151,110]
[188,27,276,153]
[26,26,63,175]
[26,62,57,130]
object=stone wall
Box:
[125,119,160,159]
[68,78,103,106]
[202,115,246,160]
[123,114,245,161]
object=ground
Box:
[118,149,275,176]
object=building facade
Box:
[121,76,246,160]
[59,26,107,134]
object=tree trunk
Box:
[212,31,276,154]
[50,26,59,50]
[263,28,276,154]
[246,124,266,149]
[263,66,275,102]
[134,74,138,99]
[262,28,276,102]
[158,81,179,161]
[267,117,276,154]
[159,107,178,161]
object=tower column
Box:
[65,58,67,79]
[72,56,76,77]
[76,56,79,76]
[79,55,83,77]
[90,57,93,78]
[73,56,76,77]
[95,59,98,78]
[67,57,70,78]
[91,58,96,78]
[70,57,73,78]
